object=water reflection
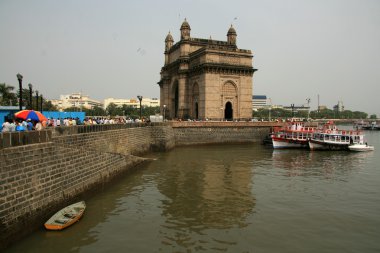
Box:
[271,149,374,179]
[156,145,257,250]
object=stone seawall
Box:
[0,142,146,249]
[0,123,275,250]
[171,121,276,146]
[0,125,176,249]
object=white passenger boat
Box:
[348,143,375,152]
[309,125,364,151]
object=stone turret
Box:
[165,31,174,51]
[227,24,237,45]
[180,18,191,40]
[164,31,174,65]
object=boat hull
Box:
[272,138,309,149]
[348,144,374,152]
[44,201,86,231]
[309,140,349,151]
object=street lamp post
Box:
[268,98,272,121]
[40,95,43,113]
[137,95,143,120]
[28,83,33,110]
[163,104,166,122]
[35,90,39,111]
[16,73,23,111]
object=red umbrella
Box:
[14,110,47,122]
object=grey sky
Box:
[1,0,379,115]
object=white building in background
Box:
[103,97,160,109]
[50,93,103,111]
[252,95,269,110]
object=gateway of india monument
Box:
[158,19,257,120]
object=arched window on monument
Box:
[172,81,179,119]
[222,82,237,120]
[192,83,199,119]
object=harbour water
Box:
[5,130,380,253]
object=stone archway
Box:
[195,102,199,119]
[225,101,233,120]
[222,81,237,120]
[172,81,179,118]
[192,83,199,119]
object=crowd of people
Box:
[1,116,149,132]
[1,118,43,132]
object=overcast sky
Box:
[1,0,379,115]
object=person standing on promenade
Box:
[35,121,43,131]
[15,120,25,131]
[1,119,12,132]
[26,119,34,131]
[21,119,28,129]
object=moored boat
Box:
[348,143,375,152]
[44,201,86,230]
[271,122,317,149]
[309,123,364,151]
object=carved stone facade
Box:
[158,19,257,120]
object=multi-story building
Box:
[50,93,103,111]
[252,95,268,110]
[103,97,160,109]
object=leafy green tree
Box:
[351,111,367,119]
[0,83,17,106]
[42,100,58,111]
[64,106,81,112]
[91,106,106,116]
[142,106,160,116]
[122,105,138,118]
[106,103,124,116]
[370,114,377,119]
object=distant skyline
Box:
[1,0,379,115]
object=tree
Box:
[0,83,17,106]
[64,106,81,112]
[91,106,106,116]
[106,103,123,116]
[370,114,377,119]
[42,100,58,111]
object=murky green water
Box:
[5,131,380,253]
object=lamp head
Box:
[16,73,23,81]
